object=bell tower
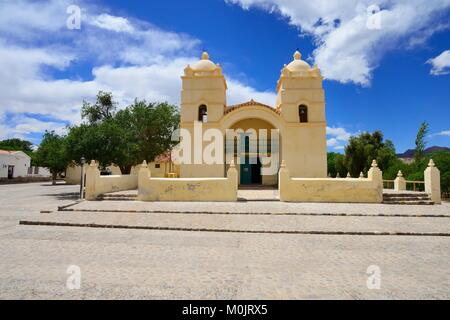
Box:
[275,50,327,177]
[180,51,227,123]
[178,52,227,178]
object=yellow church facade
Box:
[178,50,327,186]
[83,50,441,203]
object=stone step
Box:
[383,196,431,201]
[98,194,137,201]
[382,192,434,205]
[383,200,434,205]
[383,193,429,198]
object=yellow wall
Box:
[85,162,138,200]
[138,162,238,201]
[279,161,383,203]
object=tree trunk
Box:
[52,172,57,185]
[120,165,132,175]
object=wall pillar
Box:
[278,160,290,202]
[394,170,406,191]
[227,160,238,190]
[85,160,100,200]
[425,159,441,204]
[137,160,151,201]
[367,159,383,203]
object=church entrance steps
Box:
[383,191,434,205]
[20,210,450,236]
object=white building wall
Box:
[0,151,31,178]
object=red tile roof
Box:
[225,99,280,114]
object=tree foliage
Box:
[34,131,68,184]
[65,92,180,174]
[327,127,449,196]
[0,138,33,152]
[81,91,117,124]
[343,131,396,177]
[414,121,429,163]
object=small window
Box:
[34,167,39,174]
[299,105,308,123]
[155,163,160,169]
[198,105,208,122]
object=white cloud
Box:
[0,115,68,141]
[0,0,277,141]
[227,0,450,85]
[327,126,352,141]
[90,14,134,33]
[326,126,353,150]
[427,50,450,75]
[227,80,276,106]
[435,130,450,137]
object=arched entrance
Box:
[226,117,280,187]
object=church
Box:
[83,51,441,203]
[177,50,327,186]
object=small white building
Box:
[27,166,51,178]
[0,150,31,179]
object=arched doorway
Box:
[227,118,279,187]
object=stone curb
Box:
[57,207,450,218]
[19,220,450,237]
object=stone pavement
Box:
[64,197,450,216]
[21,211,450,235]
[0,182,449,299]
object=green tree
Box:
[414,121,429,163]
[334,153,347,177]
[81,91,117,124]
[34,131,68,185]
[66,93,180,174]
[0,138,33,152]
[327,152,347,177]
[344,131,396,177]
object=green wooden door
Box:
[240,135,252,184]
[240,163,252,184]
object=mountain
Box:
[397,146,450,158]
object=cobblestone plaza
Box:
[0,182,449,299]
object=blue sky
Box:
[0,0,449,153]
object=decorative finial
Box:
[397,170,403,177]
[141,160,148,167]
[280,160,286,168]
[201,51,209,60]
[89,160,96,166]
[293,50,301,60]
[336,172,340,178]
[428,159,435,167]
[230,160,235,168]
[371,159,378,167]
[346,172,351,178]
[359,171,364,178]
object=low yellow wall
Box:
[279,160,383,203]
[138,161,238,202]
[85,162,137,200]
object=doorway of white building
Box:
[7,165,14,179]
